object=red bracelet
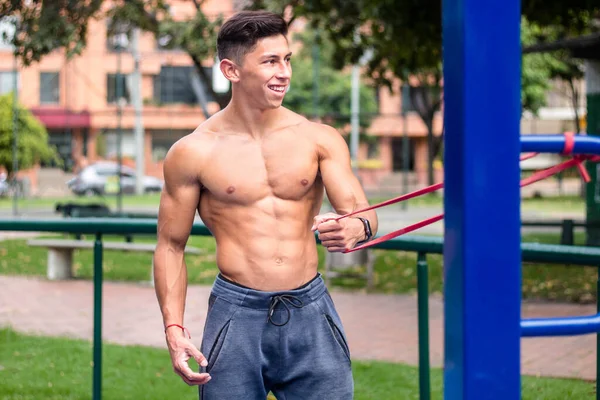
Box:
[165,324,191,339]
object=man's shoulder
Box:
[169,130,208,155]
[295,119,342,144]
[287,112,339,137]
[164,129,212,171]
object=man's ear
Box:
[220,59,240,83]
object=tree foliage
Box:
[284,29,378,134]
[521,12,591,132]
[1,0,227,113]
[1,0,597,162]
[0,0,103,64]
[521,18,562,115]
[0,94,60,175]
[250,0,597,184]
[249,0,444,185]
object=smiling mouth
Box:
[268,85,287,93]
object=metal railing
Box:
[1,218,600,400]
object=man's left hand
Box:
[311,212,365,252]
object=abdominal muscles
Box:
[198,190,323,291]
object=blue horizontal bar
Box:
[520,134,600,155]
[521,314,600,337]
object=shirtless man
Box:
[154,10,378,400]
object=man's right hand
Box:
[166,329,211,386]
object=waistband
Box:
[211,273,327,310]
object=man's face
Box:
[237,34,292,109]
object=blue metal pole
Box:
[521,313,600,336]
[442,0,522,398]
[597,266,600,400]
[521,134,600,155]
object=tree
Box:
[1,0,227,115]
[0,94,61,176]
[2,0,596,144]
[0,0,103,65]
[284,29,378,135]
[551,56,585,133]
[521,17,560,116]
[248,0,598,186]
[106,0,227,111]
[249,0,444,186]
[522,14,591,133]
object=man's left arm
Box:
[312,124,379,252]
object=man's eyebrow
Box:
[261,52,293,59]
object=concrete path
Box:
[0,275,596,381]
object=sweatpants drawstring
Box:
[267,294,304,326]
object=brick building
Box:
[0,1,586,195]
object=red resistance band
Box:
[337,134,600,253]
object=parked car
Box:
[67,162,164,196]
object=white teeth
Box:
[268,86,286,93]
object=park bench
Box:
[27,238,203,281]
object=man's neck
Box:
[223,95,283,139]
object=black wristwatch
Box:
[355,217,373,245]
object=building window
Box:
[153,66,214,105]
[0,71,18,95]
[42,129,73,171]
[107,74,131,104]
[40,72,60,104]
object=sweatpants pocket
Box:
[324,314,351,363]
[206,320,231,372]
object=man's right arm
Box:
[154,139,211,385]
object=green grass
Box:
[0,231,598,304]
[0,328,595,400]
[0,234,222,285]
[521,195,585,215]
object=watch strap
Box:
[355,217,372,244]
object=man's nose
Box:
[276,62,291,79]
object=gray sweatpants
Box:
[199,273,354,400]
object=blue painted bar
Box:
[521,314,600,337]
[521,134,600,155]
[442,0,522,398]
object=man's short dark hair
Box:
[217,11,288,64]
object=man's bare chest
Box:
[200,136,320,204]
